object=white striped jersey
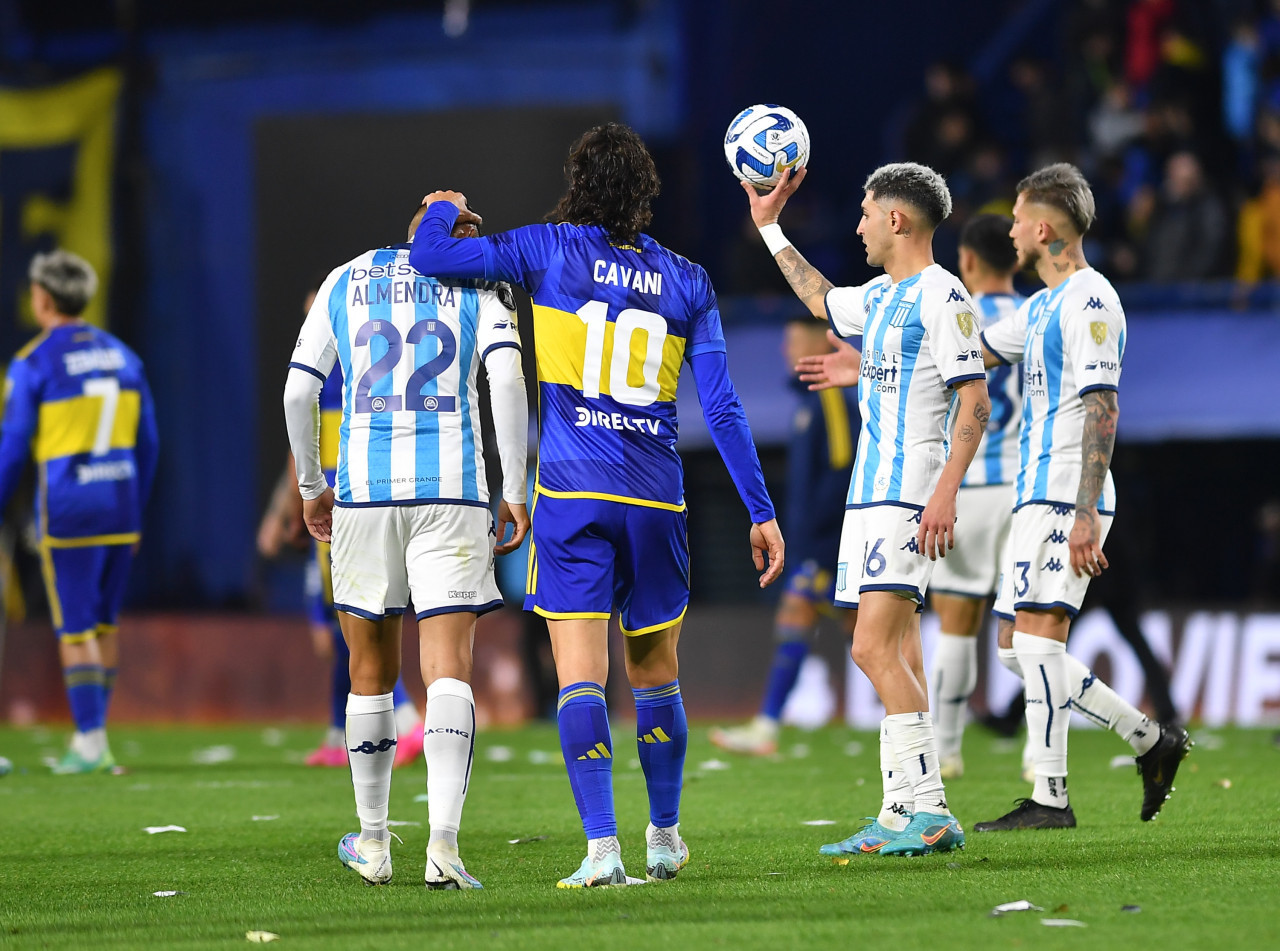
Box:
[290,244,521,506]
[981,268,1125,513]
[960,291,1025,488]
[825,263,985,508]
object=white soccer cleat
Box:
[645,823,690,881]
[557,837,627,888]
[940,753,965,780]
[708,716,779,756]
[425,843,483,890]
[338,832,393,885]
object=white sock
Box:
[1060,654,1158,755]
[324,725,344,748]
[1014,633,1070,808]
[72,728,107,761]
[876,721,914,831]
[424,678,475,848]
[346,692,396,836]
[997,646,1022,677]
[395,698,422,735]
[931,633,977,760]
[883,711,951,817]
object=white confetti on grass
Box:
[260,729,285,747]
[697,759,730,771]
[527,750,560,765]
[191,745,236,765]
[1041,919,1087,928]
[251,816,279,822]
[1110,755,1135,769]
[801,819,836,826]
[843,741,864,757]
[484,746,513,762]
[245,932,280,943]
[144,825,187,835]
[990,900,1043,916]
[152,891,185,897]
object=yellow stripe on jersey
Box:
[819,388,853,469]
[532,304,685,401]
[42,532,140,548]
[14,330,51,362]
[534,483,686,513]
[319,409,341,472]
[34,390,141,461]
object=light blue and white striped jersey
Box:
[291,244,520,506]
[960,291,1025,488]
[825,263,985,508]
[981,268,1125,513]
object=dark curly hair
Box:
[547,122,660,246]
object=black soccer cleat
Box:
[973,798,1077,832]
[1136,723,1192,821]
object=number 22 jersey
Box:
[290,244,520,506]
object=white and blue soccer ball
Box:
[723,104,811,190]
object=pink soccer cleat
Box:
[305,744,349,767]
[393,724,424,769]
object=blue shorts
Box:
[784,558,836,604]
[525,493,689,636]
[39,543,134,643]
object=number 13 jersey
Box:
[291,244,520,506]
[478,223,726,509]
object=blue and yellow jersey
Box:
[318,364,343,487]
[0,323,158,544]
[413,221,727,510]
[785,381,859,564]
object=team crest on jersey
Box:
[836,562,847,592]
[955,311,975,337]
[1090,321,1107,344]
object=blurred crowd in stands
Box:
[724,0,1280,293]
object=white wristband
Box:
[758,223,792,256]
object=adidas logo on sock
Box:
[577,742,612,761]
[639,728,672,744]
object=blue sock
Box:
[330,625,351,731]
[634,680,688,828]
[64,664,106,734]
[557,682,617,839]
[761,637,810,720]
[391,678,411,709]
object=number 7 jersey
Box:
[475,222,727,509]
[291,244,520,506]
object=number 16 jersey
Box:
[291,244,520,506]
[477,223,727,509]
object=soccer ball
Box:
[723,104,811,191]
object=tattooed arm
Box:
[917,378,992,560]
[1069,389,1119,578]
[739,166,835,318]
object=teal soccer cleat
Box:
[878,812,965,857]
[818,817,906,856]
[556,838,627,888]
[645,823,690,881]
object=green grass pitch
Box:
[0,722,1276,949]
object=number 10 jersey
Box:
[479,222,727,509]
[291,244,521,506]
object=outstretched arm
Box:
[1070,389,1119,578]
[740,169,833,318]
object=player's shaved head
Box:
[1016,163,1095,237]
[864,162,952,230]
[29,249,97,317]
[959,214,1017,273]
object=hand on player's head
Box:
[742,166,807,228]
[450,206,483,239]
[422,190,470,213]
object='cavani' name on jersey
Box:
[593,259,663,295]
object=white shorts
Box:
[992,502,1114,619]
[330,503,502,621]
[929,483,1014,599]
[834,503,933,609]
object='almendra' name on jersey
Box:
[980,268,1125,513]
[290,244,521,507]
[824,264,985,509]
